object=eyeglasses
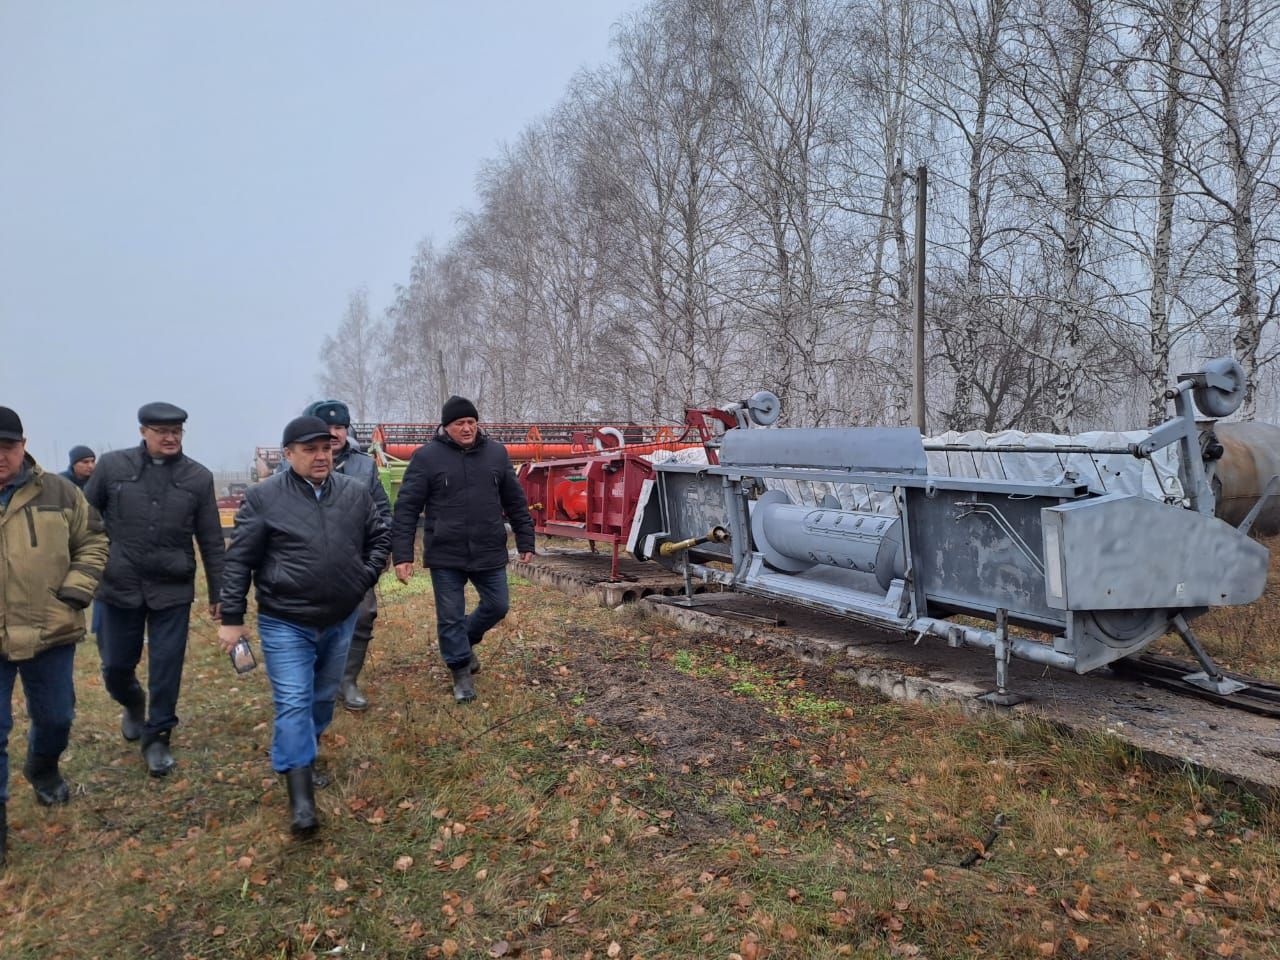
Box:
[145,426,185,438]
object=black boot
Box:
[340,630,371,712]
[142,731,176,778]
[23,752,70,806]
[120,697,145,742]
[450,665,476,703]
[285,767,318,836]
[104,671,145,741]
[1,802,7,866]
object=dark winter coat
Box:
[334,443,391,523]
[219,468,391,628]
[83,443,225,610]
[391,430,534,571]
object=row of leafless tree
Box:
[320,0,1279,434]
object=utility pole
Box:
[906,165,928,433]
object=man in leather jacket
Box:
[218,416,390,836]
[83,402,224,777]
[391,395,534,703]
[306,400,390,711]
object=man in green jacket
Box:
[0,406,108,865]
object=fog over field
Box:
[0,1,636,472]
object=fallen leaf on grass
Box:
[1061,900,1090,923]
[489,941,510,957]
[334,877,349,892]
[395,856,414,872]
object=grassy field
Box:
[1,558,1278,959]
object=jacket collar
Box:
[137,440,184,465]
[434,428,486,453]
[284,466,334,498]
[0,456,42,514]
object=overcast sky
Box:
[0,1,637,474]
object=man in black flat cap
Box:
[60,446,96,490]
[84,402,225,776]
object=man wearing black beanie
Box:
[61,446,96,490]
[390,395,535,703]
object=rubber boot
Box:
[286,767,318,836]
[120,689,146,742]
[0,802,7,866]
[23,752,70,806]
[468,650,481,675]
[340,613,372,712]
[337,634,368,711]
[142,730,176,778]
[104,670,145,741]
[451,665,476,703]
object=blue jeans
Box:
[97,601,191,742]
[258,610,358,773]
[429,567,510,669]
[0,643,77,803]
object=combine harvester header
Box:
[628,358,1276,703]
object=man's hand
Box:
[518,552,534,563]
[217,624,244,654]
[395,562,414,583]
[209,602,221,622]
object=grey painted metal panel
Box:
[905,487,1066,627]
[654,470,734,565]
[721,427,927,474]
[1042,494,1269,610]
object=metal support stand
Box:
[655,562,783,625]
[979,609,1028,706]
[1172,614,1248,695]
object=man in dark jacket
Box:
[60,445,100,636]
[218,415,391,836]
[0,407,109,865]
[83,403,225,777]
[307,400,391,711]
[391,395,535,703]
[60,446,96,490]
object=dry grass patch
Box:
[0,566,1276,959]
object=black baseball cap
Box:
[0,406,24,442]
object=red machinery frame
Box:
[516,408,741,580]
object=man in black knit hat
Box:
[60,446,96,490]
[391,396,535,703]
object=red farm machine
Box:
[515,394,781,579]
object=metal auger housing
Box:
[627,360,1271,700]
